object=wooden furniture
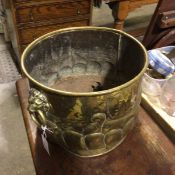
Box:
[2,0,92,59]
[16,78,175,175]
[143,0,175,49]
[107,0,158,30]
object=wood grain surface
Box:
[16,78,175,175]
[6,0,92,58]
[15,1,90,24]
[18,20,89,45]
[143,0,175,49]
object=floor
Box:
[0,3,156,175]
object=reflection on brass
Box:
[28,88,57,131]
[28,83,140,157]
[21,27,148,157]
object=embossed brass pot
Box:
[21,27,148,157]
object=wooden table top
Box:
[16,78,175,175]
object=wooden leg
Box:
[109,1,129,30]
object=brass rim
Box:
[21,26,148,97]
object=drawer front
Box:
[14,0,42,3]
[14,0,73,3]
[14,0,44,2]
[15,1,90,24]
[18,20,89,44]
[20,44,28,54]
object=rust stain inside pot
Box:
[51,75,123,92]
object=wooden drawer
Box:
[20,44,29,53]
[15,1,90,24]
[18,20,89,44]
[14,0,72,3]
[14,0,43,2]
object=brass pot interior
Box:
[23,28,146,93]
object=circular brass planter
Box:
[21,27,148,157]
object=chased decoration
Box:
[28,83,139,157]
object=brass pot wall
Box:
[21,27,148,157]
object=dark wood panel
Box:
[20,44,29,54]
[14,0,44,3]
[143,0,175,49]
[15,1,90,24]
[18,20,89,44]
[16,14,91,28]
[14,0,83,5]
[6,0,92,58]
[16,78,175,175]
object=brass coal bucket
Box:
[21,27,148,157]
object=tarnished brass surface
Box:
[21,27,148,157]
